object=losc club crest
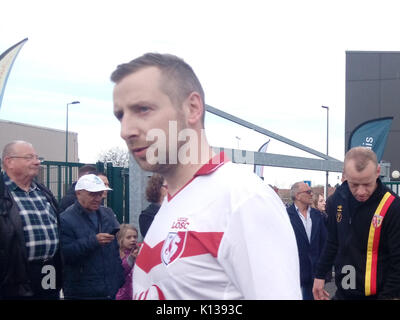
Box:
[161,231,187,266]
[372,214,384,229]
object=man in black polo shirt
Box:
[0,140,63,299]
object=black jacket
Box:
[0,174,63,298]
[139,203,160,238]
[59,182,77,213]
[315,179,400,299]
[60,202,124,299]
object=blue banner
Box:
[348,117,393,162]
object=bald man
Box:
[0,141,63,299]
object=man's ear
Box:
[2,157,11,170]
[376,164,381,179]
[184,92,204,126]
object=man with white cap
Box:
[60,174,124,299]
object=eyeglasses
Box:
[298,190,312,195]
[8,155,44,162]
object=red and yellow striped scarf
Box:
[365,191,395,296]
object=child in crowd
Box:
[116,224,139,300]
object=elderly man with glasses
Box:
[287,181,327,300]
[0,140,63,299]
[60,174,124,300]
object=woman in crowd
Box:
[139,174,168,238]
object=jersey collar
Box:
[167,152,230,202]
[193,151,230,177]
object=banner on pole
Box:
[0,38,28,110]
[348,117,393,162]
[254,139,270,178]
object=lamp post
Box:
[235,136,241,149]
[65,101,80,191]
[66,101,80,163]
[322,106,329,199]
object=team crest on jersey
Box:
[372,214,383,228]
[161,217,189,266]
[336,205,343,223]
[161,231,187,266]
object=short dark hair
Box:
[145,173,165,203]
[78,165,97,178]
[111,53,205,123]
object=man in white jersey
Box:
[111,53,301,300]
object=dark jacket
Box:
[315,180,400,299]
[60,201,124,299]
[139,203,160,238]
[59,182,77,213]
[0,174,63,298]
[287,204,327,286]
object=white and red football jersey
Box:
[133,153,301,300]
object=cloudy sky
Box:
[1,0,399,188]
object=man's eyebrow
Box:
[128,101,155,108]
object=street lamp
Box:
[322,105,329,199]
[65,100,80,193]
[66,101,80,163]
[235,136,241,149]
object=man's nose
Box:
[356,186,367,195]
[120,115,140,142]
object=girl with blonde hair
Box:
[116,224,138,300]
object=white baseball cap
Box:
[75,174,112,192]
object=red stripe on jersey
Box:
[194,152,230,177]
[154,285,166,300]
[135,241,164,273]
[182,231,224,258]
[135,231,224,274]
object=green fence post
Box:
[57,165,62,202]
[124,168,130,224]
[108,162,124,223]
[68,165,73,187]
[46,164,50,189]
[96,161,105,173]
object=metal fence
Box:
[383,181,400,196]
[38,160,130,224]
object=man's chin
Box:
[135,158,171,174]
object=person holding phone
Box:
[116,224,139,300]
[60,174,124,300]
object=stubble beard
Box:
[132,138,186,175]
